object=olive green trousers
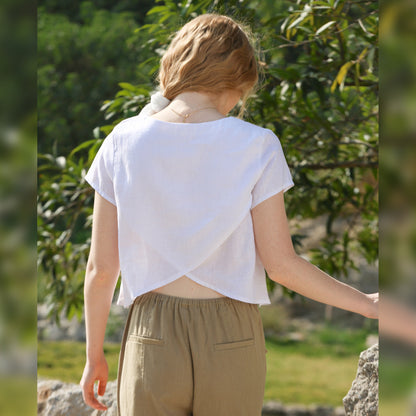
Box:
[117,291,267,416]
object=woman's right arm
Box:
[80,192,120,410]
[251,191,378,319]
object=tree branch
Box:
[294,160,378,169]
[266,10,377,51]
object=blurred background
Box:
[379,0,416,414]
[0,0,37,415]
[1,0,415,414]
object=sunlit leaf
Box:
[331,61,354,92]
[315,20,336,36]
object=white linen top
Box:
[85,114,294,307]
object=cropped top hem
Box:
[116,272,272,308]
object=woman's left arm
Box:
[251,191,378,319]
[80,192,120,410]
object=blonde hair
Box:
[158,14,259,115]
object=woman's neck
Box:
[171,91,218,111]
[151,91,225,123]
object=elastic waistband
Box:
[133,291,255,308]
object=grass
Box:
[264,338,358,406]
[262,326,374,407]
[38,325,376,407]
[38,340,121,382]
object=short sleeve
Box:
[85,132,116,206]
[251,132,294,209]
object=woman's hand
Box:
[80,353,109,411]
[364,293,379,319]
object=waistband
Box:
[132,290,256,308]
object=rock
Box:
[343,344,378,416]
[37,379,117,416]
[37,379,345,416]
[262,401,287,415]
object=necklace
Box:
[168,105,218,122]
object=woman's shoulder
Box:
[229,117,278,142]
[111,114,145,136]
[109,114,277,144]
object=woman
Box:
[80,14,378,416]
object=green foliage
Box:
[38,0,155,23]
[249,0,378,289]
[38,0,378,321]
[37,145,96,322]
[38,5,143,155]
